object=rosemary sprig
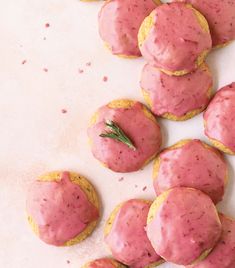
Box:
[100,120,136,151]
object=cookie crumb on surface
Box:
[21,60,27,65]
[61,109,67,114]
[45,23,50,28]
[142,186,147,191]
[78,69,84,74]
[103,76,108,82]
[43,68,48,72]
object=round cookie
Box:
[147,187,222,265]
[104,199,163,268]
[82,258,126,268]
[26,171,100,246]
[138,2,212,76]
[98,0,160,57]
[153,139,228,204]
[141,63,213,120]
[87,99,162,173]
[187,214,235,268]
[204,82,235,155]
[174,0,235,47]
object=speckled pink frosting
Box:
[139,2,212,73]
[98,0,159,56]
[174,0,235,46]
[105,199,162,268]
[26,171,99,246]
[147,188,222,265]
[188,214,235,268]
[140,63,212,117]
[87,258,122,268]
[153,139,227,204]
[204,82,235,153]
[87,101,162,173]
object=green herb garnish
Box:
[100,120,136,151]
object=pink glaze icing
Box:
[153,139,227,204]
[87,258,121,268]
[147,188,222,265]
[87,101,162,173]
[139,3,212,73]
[140,64,212,117]
[26,171,99,246]
[98,0,159,56]
[174,0,235,46]
[188,214,235,268]
[105,199,162,268]
[204,82,235,153]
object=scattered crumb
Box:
[142,186,147,191]
[86,62,91,67]
[43,68,48,72]
[21,60,27,65]
[43,37,47,40]
[118,177,124,182]
[45,23,50,28]
[135,184,138,188]
[78,68,84,74]
[61,109,67,114]
[66,260,70,264]
[103,76,108,82]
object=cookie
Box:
[153,139,228,204]
[87,99,162,173]
[98,0,160,57]
[82,258,126,268]
[138,2,212,75]
[204,82,235,155]
[147,187,222,265]
[104,199,163,268]
[26,171,100,246]
[141,63,212,120]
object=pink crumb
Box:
[66,260,70,264]
[43,68,48,72]
[135,184,138,188]
[86,62,91,67]
[43,37,47,40]
[103,76,108,82]
[78,69,84,74]
[142,186,147,191]
[61,109,67,114]
[118,177,124,182]
[45,23,50,28]
[21,60,27,65]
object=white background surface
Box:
[1,0,235,267]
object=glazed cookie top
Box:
[83,258,125,268]
[153,139,227,204]
[26,171,99,246]
[175,0,235,46]
[98,0,160,57]
[188,214,235,268]
[204,82,235,153]
[104,199,162,268]
[87,100,162,173]
[141,63,212,119]
[147,188,222,265]
[138,2,212,75]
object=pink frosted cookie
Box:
[204,82,235,155]
[147,187,222,265]
[26,171,100,246]
[141,63,213,120]
[138,2,212,75]
[98,0,160,57]
[104,199,163,268]
[174,0,235,47]
[188,214,235,268]
[87,100,162,173]
[82,258,126,268]
[153,139,228,204]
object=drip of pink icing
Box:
[174,0,235,46]
[204,82,235,153]
[88,258,118,268]
[140,64,212,117]
[140,3,212,73]
[147,188,222,265]
[87,101,162,172]
[26,171,99,246]
[98,0,159,56]
[189,214,235,268]
[105,199,161,268]
[153,139,227,204]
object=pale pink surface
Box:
[204,82,235,153]
[174,0,235,47]
[139,2,212,73]
[140,64,212,117]
[88,258,120,268]
[188,214,235,268]
[153,139,227,203]
[105,199,161,268]
[26,171,99,246]
[98,0,159,56]
[147,188,222,265]
[87,101,162,173]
